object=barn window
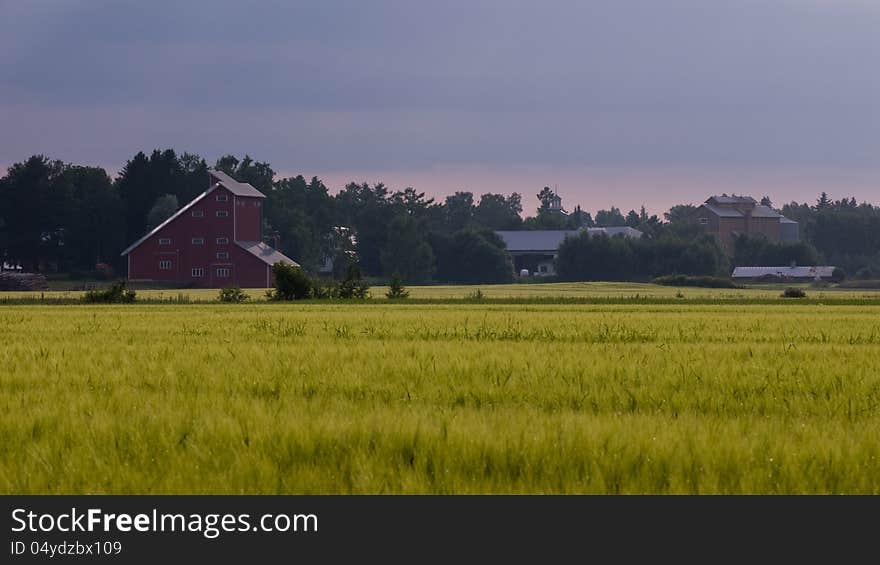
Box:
[216,210,229,218]
[159,260,172,270]
[191,237,204,245]
[191,268,204,278]
[192,210,204,218]
[216,268,230,278]
[216,237,229,244]
[254,201,261,207]
[216,194,229,202]
[216,252,230,260]
[158,238,171,245]
[699,217,708,225]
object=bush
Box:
[336,263,370,299]
[270,261,371,301]
[466,289,485,301]
[311,280,337,300]
[754,274,786,283]
[83,280,136,303]
[855,267,874,280]
[271,263,314,300]
[831,267,846,283]
[218,286,249,303]
[652,275,740,289]
[781,287,807,298]
[836,279,880,289]
[386,273,410,299]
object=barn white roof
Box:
[731,266,836,278]
[208,170,266,198]
[236,241,299,267]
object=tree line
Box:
[1,150,878,282]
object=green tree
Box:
[443,191,475,233]
[664,204,697,224]
[536,186,557,213]
[433,229,513,284]
[61,165,125,270]
[556,232,635,281]
[732,234,820,267]
[474,193,523,229]
[146,194,179,230]
[270,262,314,300]
[266,175,335,271]
[380,214,435,283]
[565,205,594,229]
[625,209,641,227]
[116,149,206,244]
[594,206,626,227]
[215,154,274,194]
[386,272,410,299]
[0,156,71,271]
[334,182,393,276]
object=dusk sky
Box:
[2,0,879,214]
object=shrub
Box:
[271,263,314,300]
[781,287,807,298]
[652,275,740,289]
[831,267,846,283]
[754,274,786,283]
[837,279,880,289]
[386,273,410,299]
[83,280,137,303]
[467,289,485,301]
[336,263,370,299]
[218,286,249,303]
[311,280,337,300]
[855,267,874,280]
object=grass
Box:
[3,292,880,493]
[4,280,880,303]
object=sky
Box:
[1,0,878,215]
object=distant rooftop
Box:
[236,241,299,267]
[708,195,757,205]
[701,202,788,220]
[732,266,835,279]
[208,169,266,199]
[496,226,643,253]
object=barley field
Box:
[3,291,880,493]
[11,280,879,302]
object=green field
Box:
[3,284,880,493]
[7,280,880,302]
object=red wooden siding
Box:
[234,196,262,242]
[122,172,294,288]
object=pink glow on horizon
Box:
[5,161,877,217]
[302,166,880,216]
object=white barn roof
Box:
[208,170,266,198]
[236,241,299,267]
[731,266,836,279]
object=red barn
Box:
[121,170,298,288]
